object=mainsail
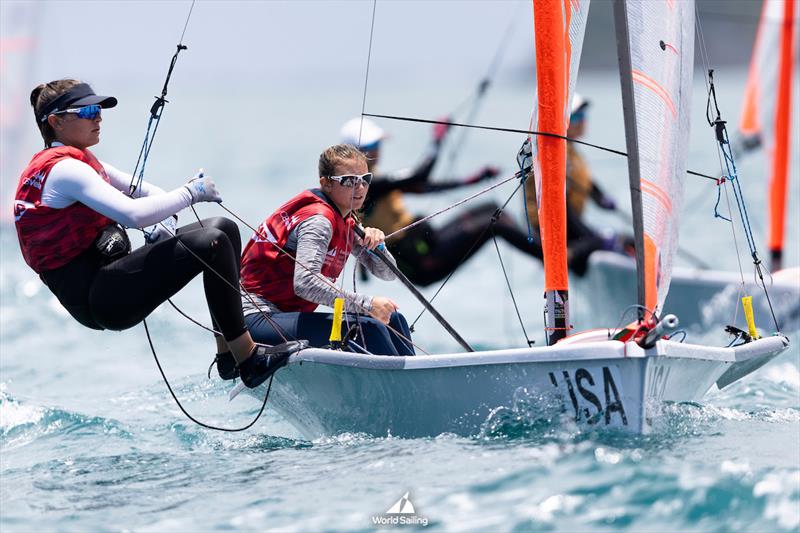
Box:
[738,0,797,271]
[613,0,695,316]
[529,0,591,344]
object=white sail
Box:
[614,0,694,313]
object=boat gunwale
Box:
[282,336,788,371]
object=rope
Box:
[363,113,720,181]
[144,319,275,432]
[439,3,522,177]
[694,9,748,326]
[356,0,378,148]
[128,1,195,196]
[385,173,520,240]
[409,178,527,329]
[701,67,781,332]
[491,229,533,346]
[122,1,283,432]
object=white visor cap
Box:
[340,117,386,149]
[571,93,590,115]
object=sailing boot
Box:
[239,340,309,389]
[208,351,239,380]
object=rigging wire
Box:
[123,2,302,432]
[408,178,528,330]
[694,9,781,333]
[491,229,533,346]
[438,4,523,178]
[385,173,519,240]
[694,7,748,327]
[363,113,721,181]
[346,0,379,350]
[128,1,195,197]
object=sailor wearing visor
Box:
[16,78,303,388]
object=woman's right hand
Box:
[184,169,222,203]
[369,296,398,324]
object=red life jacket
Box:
[14,146,115,273]
[241,189,354,312]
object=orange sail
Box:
[530,0,590,344]
[768,0,796,270]
[738,0,798,271]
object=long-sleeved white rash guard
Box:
[41,152,193,228]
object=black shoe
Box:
[239,340,309,389]
[208,351,239,380]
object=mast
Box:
[611,0,695,320]
[612,0,647,319]
[768,0,796,271]
[532,0,570,345]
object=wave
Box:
[0,384,132,448]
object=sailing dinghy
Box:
[589,0,799,331]
[232,0,789,439]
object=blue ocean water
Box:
[1,42,799,532]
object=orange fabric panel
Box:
[768,0,795,253]
[739,0,769,135]
[643,234,657,318]
[533,0,569,292]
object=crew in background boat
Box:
[524,94,633,275]
[240,144,414,356]
[15,79,301,389]
[342,117,544,287]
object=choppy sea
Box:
[1,9,798,528]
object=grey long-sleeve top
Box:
[242,214,396,316]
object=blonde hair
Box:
[318,144,367,177]
[30,79,82,147]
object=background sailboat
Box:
[234,0,789,439]
[588,0,799,332]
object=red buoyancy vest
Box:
[14,146,115,273]
[240,189,354,312]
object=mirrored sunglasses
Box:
[327,173,373,187]
[42,104,102,122]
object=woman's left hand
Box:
[360,227,386,250]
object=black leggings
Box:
[391,202,543,287]
[88,217,247,340]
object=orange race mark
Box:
[643,234,658,319]
[632,70,677,118]
[533,0,569,292]
[739,0,769,135]
[768,0,796,253]
[641,179,673,214]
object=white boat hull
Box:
[587,251,800,331]
[236,334,789,439]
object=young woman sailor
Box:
[239,144,414,356]
[14,79,302,388]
